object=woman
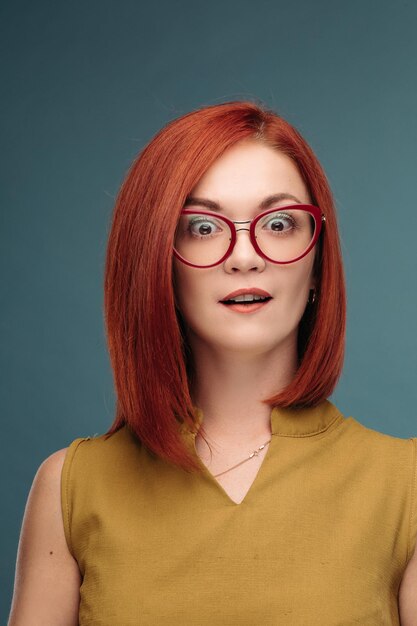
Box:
[8,101,417,624]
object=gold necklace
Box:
[212,438,272,478]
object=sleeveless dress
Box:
[61,399,417,625]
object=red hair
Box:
[103,100,346,473]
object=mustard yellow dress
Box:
[61,399,417,625]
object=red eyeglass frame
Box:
[173,203,326,268]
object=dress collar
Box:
[269,399,344,437]
[181,399,344,439]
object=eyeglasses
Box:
[173,204,325,268]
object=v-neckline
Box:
[191,433,275,506]
[179,399,345,506]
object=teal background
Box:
[1,0,416,618]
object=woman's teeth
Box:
[223,295,271,304]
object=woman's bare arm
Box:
[8,449,81,626]
[399,543,417,626]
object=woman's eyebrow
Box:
[183,192,302,211]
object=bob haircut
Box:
[104,100,346,474]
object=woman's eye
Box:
[188,218,222,237]
[262,213,295,232]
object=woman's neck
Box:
[190,339,298,446]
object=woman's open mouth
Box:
[219,296,273,313]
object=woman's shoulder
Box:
[340,414,416,473]
[61,424,133,455]
[343,413,416,447]
[36,446,69,482]
[31,447,73,518]
[59,425,141,478]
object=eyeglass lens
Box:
[174,209,316,266]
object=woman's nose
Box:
[223,228,266,272]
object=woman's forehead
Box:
[188,141,310,209]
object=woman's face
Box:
[172,139,317,358]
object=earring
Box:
[308,288,316,305]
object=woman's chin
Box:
[199,333,291,357]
